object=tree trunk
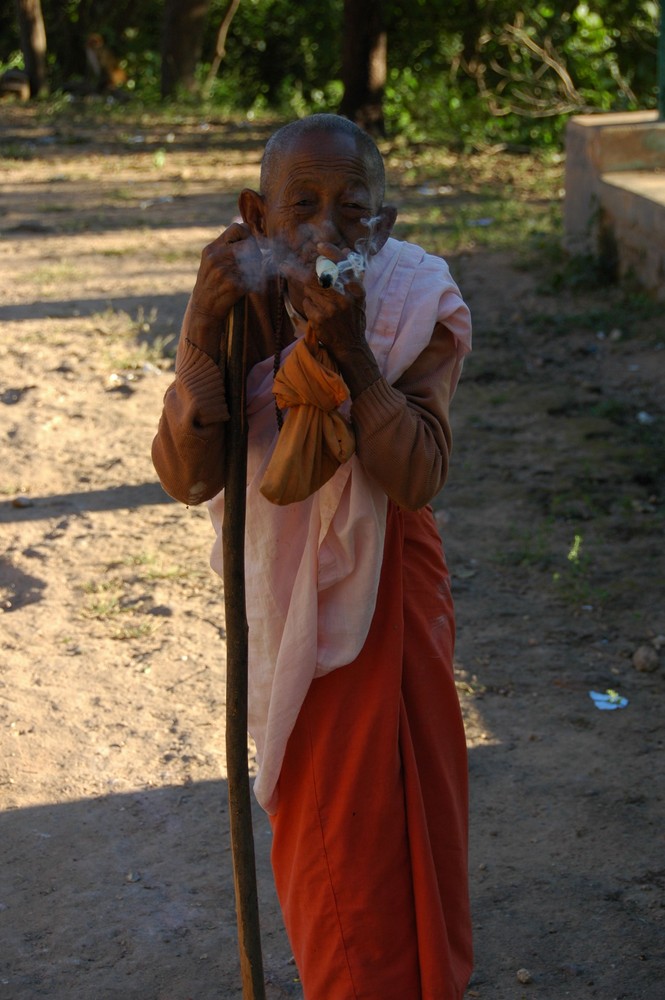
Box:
[161,0,210,99]
[339,0,387,136]
[15,0,48,98]
[202,0,241,98]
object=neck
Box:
[284,278,306,316]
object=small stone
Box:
[105,372,138,394]
[632,644,659,673]
[12,494,33,508]
[516,968,533,984]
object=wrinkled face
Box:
[259,131,384,268]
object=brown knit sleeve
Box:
[349,323,460,510]
[151,285,282,506]
[151,330,230,506]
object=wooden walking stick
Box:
[222,297,266,1000]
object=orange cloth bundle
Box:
[260,327,356,505]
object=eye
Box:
[343,200,370,214]
[342,195,369,214]
[291,198,315,213]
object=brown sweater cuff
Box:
[350,377,403,437]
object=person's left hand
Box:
[284,243,367,347]
[280,242,380,397]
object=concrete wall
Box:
[564,111,665,298]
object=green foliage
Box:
[1,0,660,150]
[201,0,344,115]
[552,532,602,607]
[0,51,24,75]
[382,0,660,147]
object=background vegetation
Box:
[1,0,661,149]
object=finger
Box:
[205,228,261,273]
[221,222,252,244]
[315,241,347,263]
[341,276,365,299]
[300,288,342,322]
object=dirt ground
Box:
[1,105,663,1000]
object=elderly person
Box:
[153,113,473,1000]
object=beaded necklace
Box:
[272,277,285,431]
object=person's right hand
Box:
[191,223,263,317]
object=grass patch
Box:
[79,561,173,641]
[111,622,157,641]
[387,145,563,257]
[34,203,71,214]
[81,578,124,619]
[525,298,665,344]
[109,187,139,202]
[494,522,555,570]
[105,551,194,581]
[551,532,609,609]
[90,307,177,367]
[0,143,35,161]
[32,262,79,284]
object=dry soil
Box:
[1,105,663,1000]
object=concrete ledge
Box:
[598,171,665,293]
[564,112,665,297]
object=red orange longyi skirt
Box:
[269,503,473,999]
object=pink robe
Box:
[207,237,471,814]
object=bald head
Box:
[260,114,386,207]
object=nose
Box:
[310,206,343,246]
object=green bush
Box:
[1,0,660,150]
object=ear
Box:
[368,204,397,256]
[239,189,267,242]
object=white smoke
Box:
[316,215,383,290]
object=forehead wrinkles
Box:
[280,150,372,193]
